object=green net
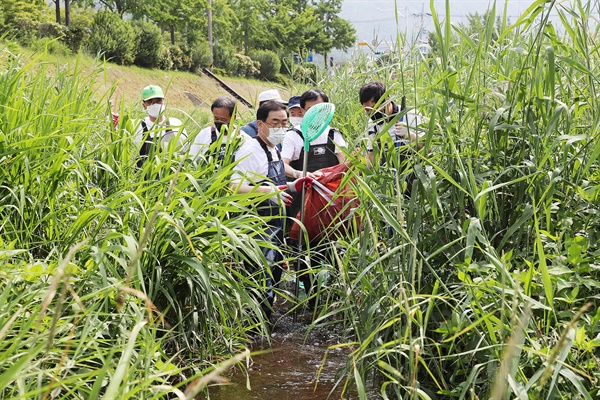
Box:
[300,102,336,151]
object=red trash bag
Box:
[289,163,361,243]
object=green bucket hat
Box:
[142,85,165,101]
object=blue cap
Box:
[288,96,301,109]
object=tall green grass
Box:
[0,49,274,397]
[309,0,600,398]
[2,0,600,398]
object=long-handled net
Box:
[294,102,335,319]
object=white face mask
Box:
[289,117,303,127]
[266,127,286,146]
[146,103,165,118]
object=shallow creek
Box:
[204,280,378,399]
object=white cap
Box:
[258,89,286,104]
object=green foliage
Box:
[292,61,317,83]
[232,53,259,78]
[303,1,600,399]
[133,20,162,68]
[250,49,281,81]
[0,0,44,32]
[87,10,137,65]
[30,36,71,55]
[61,7,94,52]
[213,43,239,74]
[37,21,66,39]
[10,17,39,45]
[162,43,193,71]
[189,39,211,71]
[0,49,271,395]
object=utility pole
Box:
[412,4,431,55]
[208,0,213,66]
[65,0,70,27]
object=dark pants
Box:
[245,218,284,322]
[289,239,332,310]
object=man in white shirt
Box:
[281,88,347,311]
[359,81,423,168]
[188,96,248,162]
[232,100,314,324]
[135,85,187,167]
[282,88,346,180]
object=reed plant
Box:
[2,0,600,398]
[308,0,599,398]
[0,49,273,397]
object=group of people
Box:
[130,81,423,328]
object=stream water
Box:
[204,276,379,400]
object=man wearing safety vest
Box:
[231,100,314,326]
[188,96,248,162]
[281,88,347,312]
[135,85,187,167]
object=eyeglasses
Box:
[262,119,289,129]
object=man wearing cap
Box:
[231,100,314,326]
[287,95,305,128]
[188,96,249,162]
[240,89,287,139]
[280,88,347,310]
[282,88,346,190]
[135,85,188,167]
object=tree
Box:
[0,0,45,30]
[229,0,270,55]
[94,0,143,17]
[65,0,70,26]
[312,0,356,57]
[53,0,61,24]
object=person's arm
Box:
[284,161,300,178]
[398,111,425,149]
[230,181,273,195]
[281,130,310,178]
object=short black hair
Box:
[299,88,329,109]
[256,100,287,121]
[211,96,236,117]
[359,81,387,105]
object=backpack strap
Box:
[210,126,217,144]
[292,127,303,141]
[255,136,281,163]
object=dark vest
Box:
[287,128,340,220]
[255,136,287,223]
[289,128,339,173]
[137,118,174,168]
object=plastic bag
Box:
[289,163,361,243]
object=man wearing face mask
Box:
[282,89,347,212]
[240,89,287,149]
[287,95,304,128]
[281,89,347,311]
[359,81,423,168]
[135,85,188,167]
[231,100,314,324]
[188,96,249,161]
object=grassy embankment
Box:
[14,42,291,117]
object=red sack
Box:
[289,163,361,243]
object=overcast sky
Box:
[330,0,569,61]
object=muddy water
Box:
[206,323,352,399]
[205,284,374,400]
